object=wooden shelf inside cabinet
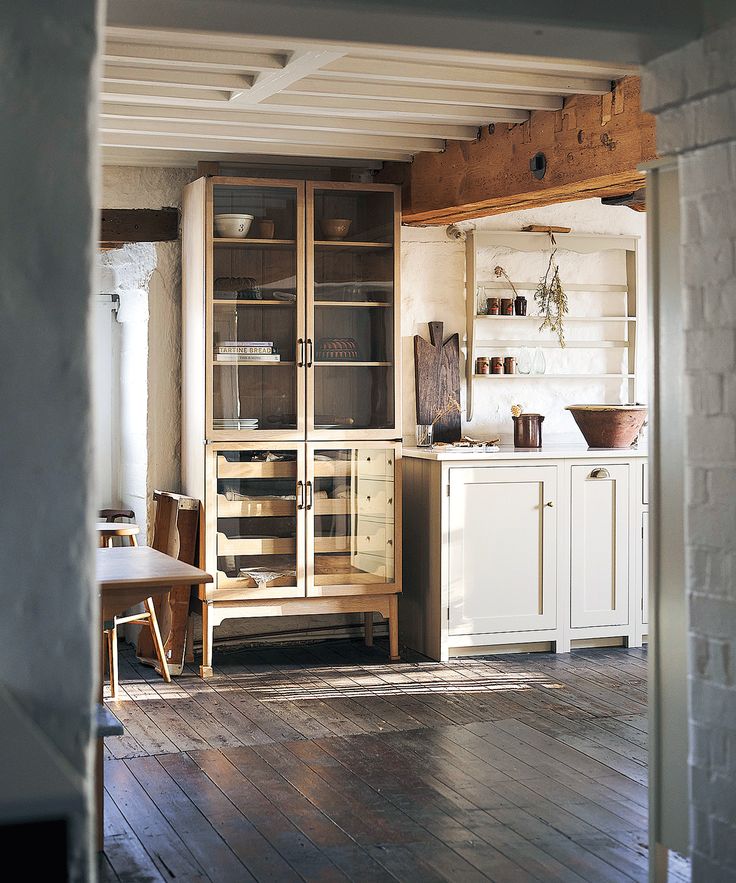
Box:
[213,238,296,247]
[314,536,351,553]
[465,229,640,420]
[314,301,391,308]
[212,360,295,367]
[314,240,392,249]
[313,460,353,477]
[217,457,296,479]
[217,534,296,555]
[213,299,296,307]
[216,571,297,591]
[314,499,350,516]
[217,495,294,517]
[314,361,392,367]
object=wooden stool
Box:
[97,514,170,698]
[96,522,140,548]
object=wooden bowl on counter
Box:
[566,404,647,448]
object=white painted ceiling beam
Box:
[101,146,384,170]
[317,57,612,95]
[104,41,286,71]
[285,78,562,110]
[229,48,346,103]
[262,93,531,123]
[101,102,478,140]
[103,64,253,92]
[102,82,231,103]
[100,132,415,162]
[99,117,445,152]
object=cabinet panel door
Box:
[207,179,306,441]
[306,182,401,440]
[208,443,305,599]
[306,442,400,596]
[570,463,630,628]
[448,466,557,635]
[642,510,649,626]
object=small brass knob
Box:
[545,501,555,508]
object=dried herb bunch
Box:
[493,264,520,298]
[432,395,462,426]
[535,242,568,347]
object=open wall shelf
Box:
[465,230,641,420]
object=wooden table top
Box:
[97,545,212,591]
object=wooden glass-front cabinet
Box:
[183,176,402,674]
[187,176,400,442]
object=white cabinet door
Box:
[448,466,557,635]
[570,463,630,628]
[641,510,649,626]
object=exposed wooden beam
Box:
[101,102,478,140]
[100,208,179,243]
[99,132,414,162]
[99,117,445,153]
[103,64,253,92]
[104,41,286,71]
[392,77,656,225]
[262,93,531,123]
[229,48,345,103]
[602,187,647,211]
[286,78,563,111]
[317,57,613,95]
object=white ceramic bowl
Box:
[215,213,254,238]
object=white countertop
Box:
[402,443,647,461]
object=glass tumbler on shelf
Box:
[416,424,434,447]
[476,285,488,315]
[532,348,547,375]
[517,347,532,375]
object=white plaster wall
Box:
[401,199,648,444]
[0,1,100,877]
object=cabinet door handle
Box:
[590,467,611,480]
[545,501,555,508]
[297,338,305,368]
[297,480,305,510]
[306,480,313,510]
[306,338,313,368]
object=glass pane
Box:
[216,449,299,592]
[212,185,298,432]
[312,188,395,431]
[313,448,395,586]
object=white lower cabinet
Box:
[641,509,649,627]
[448,466,557,635]
[401,450,647,661]
[570,463,630,629]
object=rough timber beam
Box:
[394,76,656,225]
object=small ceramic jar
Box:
[514,295,527,316]
[501,297,513,315]
[504,356,516,374]
[491,357,504,374]
[487,297,500,315]
[476,356,490,375]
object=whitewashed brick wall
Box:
[644,18,736,882]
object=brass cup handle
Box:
[306,480,314,510]
[545,501,555,508]
[297,338,305,368]
[297,480,305,510]
[590,467,611,480]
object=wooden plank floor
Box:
[101,641,690,883]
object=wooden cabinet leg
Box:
[144,597,171,683]
[185,614,196,664]
[200,601,214,678]
[388,595,400,662]
[107,627,119,699]
[364,612,374,647]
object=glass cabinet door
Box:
[306,445,398,595]
[209,181,304,439]
[307,183,399,438]
[212,445,305,598]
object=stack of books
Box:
[215,341,280,362]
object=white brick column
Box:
[644,19,736,882]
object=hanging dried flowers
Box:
[534,234,568,347]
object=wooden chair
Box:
[100,508,171,699]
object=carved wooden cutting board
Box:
[414,321,461,443]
